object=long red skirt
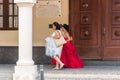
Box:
[52,41,84,68]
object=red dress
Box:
[52,37,84,68]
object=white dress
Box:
[45,30,63,57]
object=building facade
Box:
[0,0,120,64]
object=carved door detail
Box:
[70,0,120,60]
[103,0,120,60]
[70,0,101,59]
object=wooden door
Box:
[103,0,120,60]
[70,0,120,60]
[69,0,102,59]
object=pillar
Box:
[13,0,39,80]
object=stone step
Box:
[0,73,12,80]
[0,72,120,80]
[84,61,120,66]
[0,65,120,80]
[45,78,120,80]
[43,65,120,80]
[44,73,120,80]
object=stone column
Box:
[13,0,39,80]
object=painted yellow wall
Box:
[0,0,69,46]
[0,31,18,46]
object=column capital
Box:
[14,0,36,3]
[16,3,35,7]
[14,0,36,7]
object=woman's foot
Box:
[52,67,59,70]
[59,63,64,69]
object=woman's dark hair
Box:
[62,24,71,36]
[62,24,70,33]
[53,22,60,30]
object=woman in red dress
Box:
[52,24,84,68]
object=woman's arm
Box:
[54,30,61,39]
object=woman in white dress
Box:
[45,22,64,69]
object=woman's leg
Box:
[53,55,64,69]
[54,62,59,69]
[58,55,64,69]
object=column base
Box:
[13,65,40,80]
[16,60,34,66]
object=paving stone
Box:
[0,65,120,80]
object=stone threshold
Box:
[45,73,120,79]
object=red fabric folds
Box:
[52,37,84,68]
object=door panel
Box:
[103,0,120,60]
[70,0,120,60]
[69,0,102,59]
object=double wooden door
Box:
[70,0,120,60]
